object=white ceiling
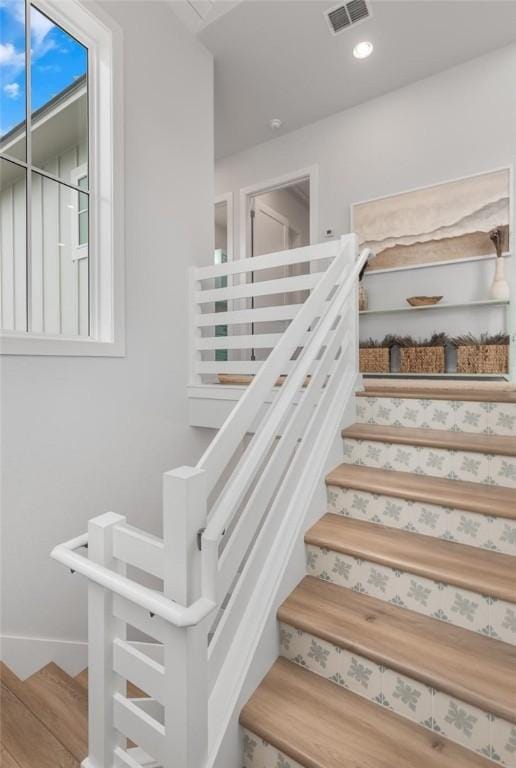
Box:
[168,0,244,34]
[194,0,516,160]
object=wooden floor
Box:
[0,663,145,767]
[0,663,86,768]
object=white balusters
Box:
[162,467,209,768]
[51,236,371,768]
[86,512,127,768]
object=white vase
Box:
[490,257,510,300]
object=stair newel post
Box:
[162,466,209,768]
[86,512,127,768]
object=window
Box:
[0,0,123,355]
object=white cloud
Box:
[0,42,24,68]
[4,81,20,98]
[31,7,54,47]
[0,0,24,22]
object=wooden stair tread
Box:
[325,463,516,519]
[279,576,516,723]
[1,662,87,763]
[306,514,516,603]
[1,746,22,768]
[358,385,516,403]
[342,422,516,456]
[0,673,78,768]
[240,658,495,768]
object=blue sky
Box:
[0,0,87,137]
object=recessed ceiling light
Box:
[269,118,282,130]
[353,41,373,59]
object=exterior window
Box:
[0,0,122,355]
[77,174,89,248]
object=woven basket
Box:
[359,347,390,373]
[399,346,445,374]
[456,345,509,374]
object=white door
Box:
[253,199,289,257]
[251,200,291,356]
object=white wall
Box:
[0,0,214,670]
[216,45,516,375]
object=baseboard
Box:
[1,634,88,679]
[0,634,163,680]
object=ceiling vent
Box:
[325,0,371,35]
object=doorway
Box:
[251,179,311,257]
[243,175,313,360]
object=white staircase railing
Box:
[51,234,368,768]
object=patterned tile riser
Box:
[306,544,516,645]
[342,439,516,489]
[327,485,516,556]
[242,728,305,768]
[356,398,516,437]
[278,622,516,767]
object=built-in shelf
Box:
[360,299,510,316]
[364,372,510,380]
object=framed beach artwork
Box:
[351,168,511,272]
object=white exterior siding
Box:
[0,170,26,331]
[0,141,88,335]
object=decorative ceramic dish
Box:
[406,295,443,307]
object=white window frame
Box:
[70,163,89,259]
[0,0,125,356]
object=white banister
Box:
[194,302,303,328]
[195,239,338,281]
[195,271,320,304]
[51,534,215,627]
[113,694,166,764]
[197,238,358,493]
[86,512,127,768]
[161,466,209,768]
[51,235,372,768]
[203,254,361,548]
[112,524,165,580]
[113,638,165,703]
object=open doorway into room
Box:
[250,178,311,257]
[243,174,313,361]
